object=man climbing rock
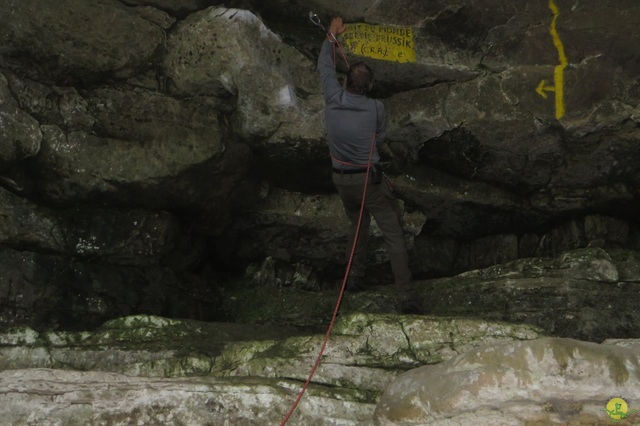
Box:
[317,17,422,314]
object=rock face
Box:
[0,313,543,425]
[0,1,640,424]
[1,314,638,425]
[374,337,640,425]
[0,0,639,329]
[223,246,640,345]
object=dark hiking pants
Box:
[332,171,417,303]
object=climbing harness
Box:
[280,13,377,426]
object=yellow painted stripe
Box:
[549,0,567,119]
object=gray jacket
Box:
[317,40,386,171]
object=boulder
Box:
[0,0,171,84]
[0,313,544,425]
[0,72,41,168]
[373,337,640,425]
[0,369,376,426]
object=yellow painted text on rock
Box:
[342,23,416,63]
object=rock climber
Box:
[317,16,422,314]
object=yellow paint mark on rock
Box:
[342,23,416,63]
[536,0,568,119]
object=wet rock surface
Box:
[1,1,639,329]
[0,1,639,424]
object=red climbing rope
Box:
[330,32,350,69]
[279,28,375,422]
[279,132,376,426]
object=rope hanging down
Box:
[279,13,375,425]
[280,134,376,426]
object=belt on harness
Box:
[333,164,384,184]
[330,153,373,174]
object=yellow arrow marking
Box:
[536,79,555,98]
[537,0,568,119]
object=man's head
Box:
[346,62,374,95]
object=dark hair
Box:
[346,62,374,95]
